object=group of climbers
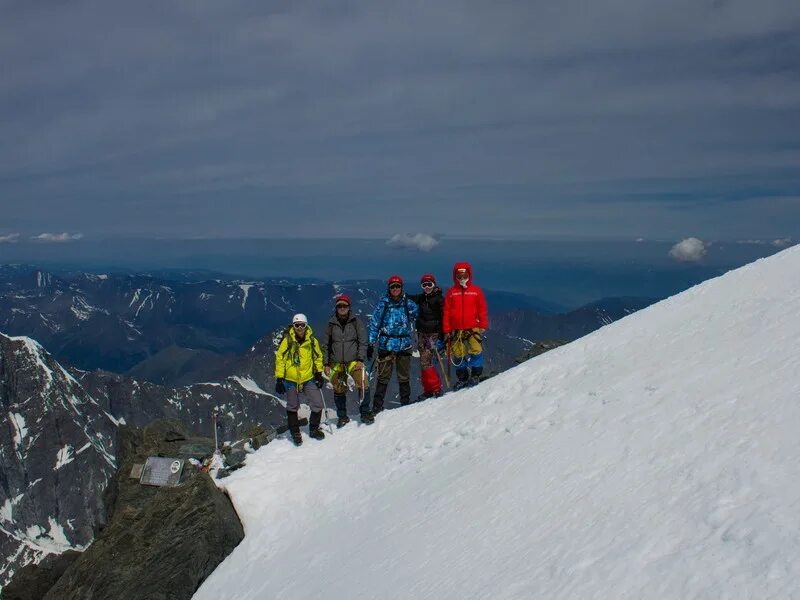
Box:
[274,262,489,446]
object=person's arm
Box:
[313,337,324,374]
[409,298,419,323]
[356,318,368,362]
[368,301,382,345]
[274,336,288,378]
[477,288,489,330]
[324,323,333,367]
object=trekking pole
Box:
[212,407,219,450]
[434,347,450,388]
[317,385,334,435]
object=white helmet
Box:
[292,313,308,325]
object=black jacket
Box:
[409,288,444,335]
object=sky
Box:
[1,0,799,241]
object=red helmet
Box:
[420,273,436,284]
[387,275,403,287]
[334,293,351,306]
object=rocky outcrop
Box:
[40,420,244,600]
[0,332,274,592]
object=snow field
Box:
[195,246,800,600]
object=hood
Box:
[452,261,473,285]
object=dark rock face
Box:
[0,334,117,589]
[42,420,244,600]
[1,550,80,600]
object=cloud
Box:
[772,238,793,247]
[32,232,84,242]
[669,237,708,262]
[386,233,440,252]
[0,233,20,243]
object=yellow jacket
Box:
[274,326,324,384]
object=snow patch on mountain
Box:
[196,246,800,600]
[239,284,253,310]
[9,413,27,450]
[10,336,54,385]
[231,376,269,396]
[54,445,74,470]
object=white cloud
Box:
[386,233,440,252]
[0,233,20,243]
[32,232,84,242]
[772,238,793,248]
[669,237,708,263]
[735,239,767,245]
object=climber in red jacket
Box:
[442,262,489,388]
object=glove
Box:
[436,337,445,352]
[274,378,286,395]
[367,345,374,361]
[314,372,325,388]
[323,365,331,377]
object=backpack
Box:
[279,326,321,367]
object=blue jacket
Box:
[368,294,419,352]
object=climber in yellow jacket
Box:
[274,313,325,445]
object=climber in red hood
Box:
[442,261,488,388]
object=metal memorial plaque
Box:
[129,463,144,479]
[139,456,184,487]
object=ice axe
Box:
[434,347,450,389]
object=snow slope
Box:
[195,246,800,600]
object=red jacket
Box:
[442,262,489,334]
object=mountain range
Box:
[0,264,657,590]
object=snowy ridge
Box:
[196,246,800,599]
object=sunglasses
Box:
[336,303,350,309]
[389,283,402,290]
[421,282,434,289]
[293,323,306,328]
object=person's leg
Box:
[304,382,325,439]
[397,352,411,405]
[350,362,372,419]
[331,364,349,423]
[372,352,393,414]
[284,383,302,445]
[468,330,484,385]
[418,333,442,400]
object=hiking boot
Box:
[416,392,429,402]
[469,366,483,387]
[287,410,302,446]
[336,416,351,429]
[309,410,325,440]
[399,381,411,406]
[360,412,375,425]
[454,368,469,390]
